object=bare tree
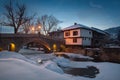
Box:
[20,20,34,34]
[37,15,61,35]
[1,0,33,34]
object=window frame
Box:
[65,31,70,36]
[73,38,77,43]
[89,31,92,34]
[73,31,78,36]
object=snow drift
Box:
[0,51,73,80]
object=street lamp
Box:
[38,25,41,29]
[31,27,35,34]
[37,25,42,34]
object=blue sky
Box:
[0,0,120,30]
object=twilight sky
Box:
[0,0,120,30]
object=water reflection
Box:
[60,66,99,78]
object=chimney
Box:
[74,23,77,25]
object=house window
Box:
[65,31,70,36]
[73,38,77,43]
[89,31,91,34]
[84,37,86,40]
[83,37,86,40]
[89,38,91,40]
[73,31,78,36]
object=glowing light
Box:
[31,27,35,31]
[0,48,2,51]
[38,26,41,29]
[53,44,57,52]
[48,47,51,50]
[9,43,15,51]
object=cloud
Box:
[89,2,102,9]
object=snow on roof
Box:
[63,24,92,31]
[91,27,108,35]
[63,23,108,35]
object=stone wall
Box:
[64,46,120,63]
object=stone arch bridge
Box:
[0,34,65,52]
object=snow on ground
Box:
[0,51,73,80]
[40,60,64,74]
[19,50,64,74]
[19,49,44,54]
[1,50,120,80]
[23,53,55,61]
[19,50,120,80]
[19,49,65,74]
[53,56,120,80]
[0,51,36,64]
[21,50,120,80]
[19,49,56,63]
[19,49,120,80]
[55,52,93,60]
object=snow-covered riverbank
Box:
[0,51,73,80]
[0,50,120,80]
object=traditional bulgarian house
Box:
[49,23,109,48]
[63,23,92,46]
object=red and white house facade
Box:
[63,23,93,46]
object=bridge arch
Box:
[0,34,64,52]
[21,38,51,52]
